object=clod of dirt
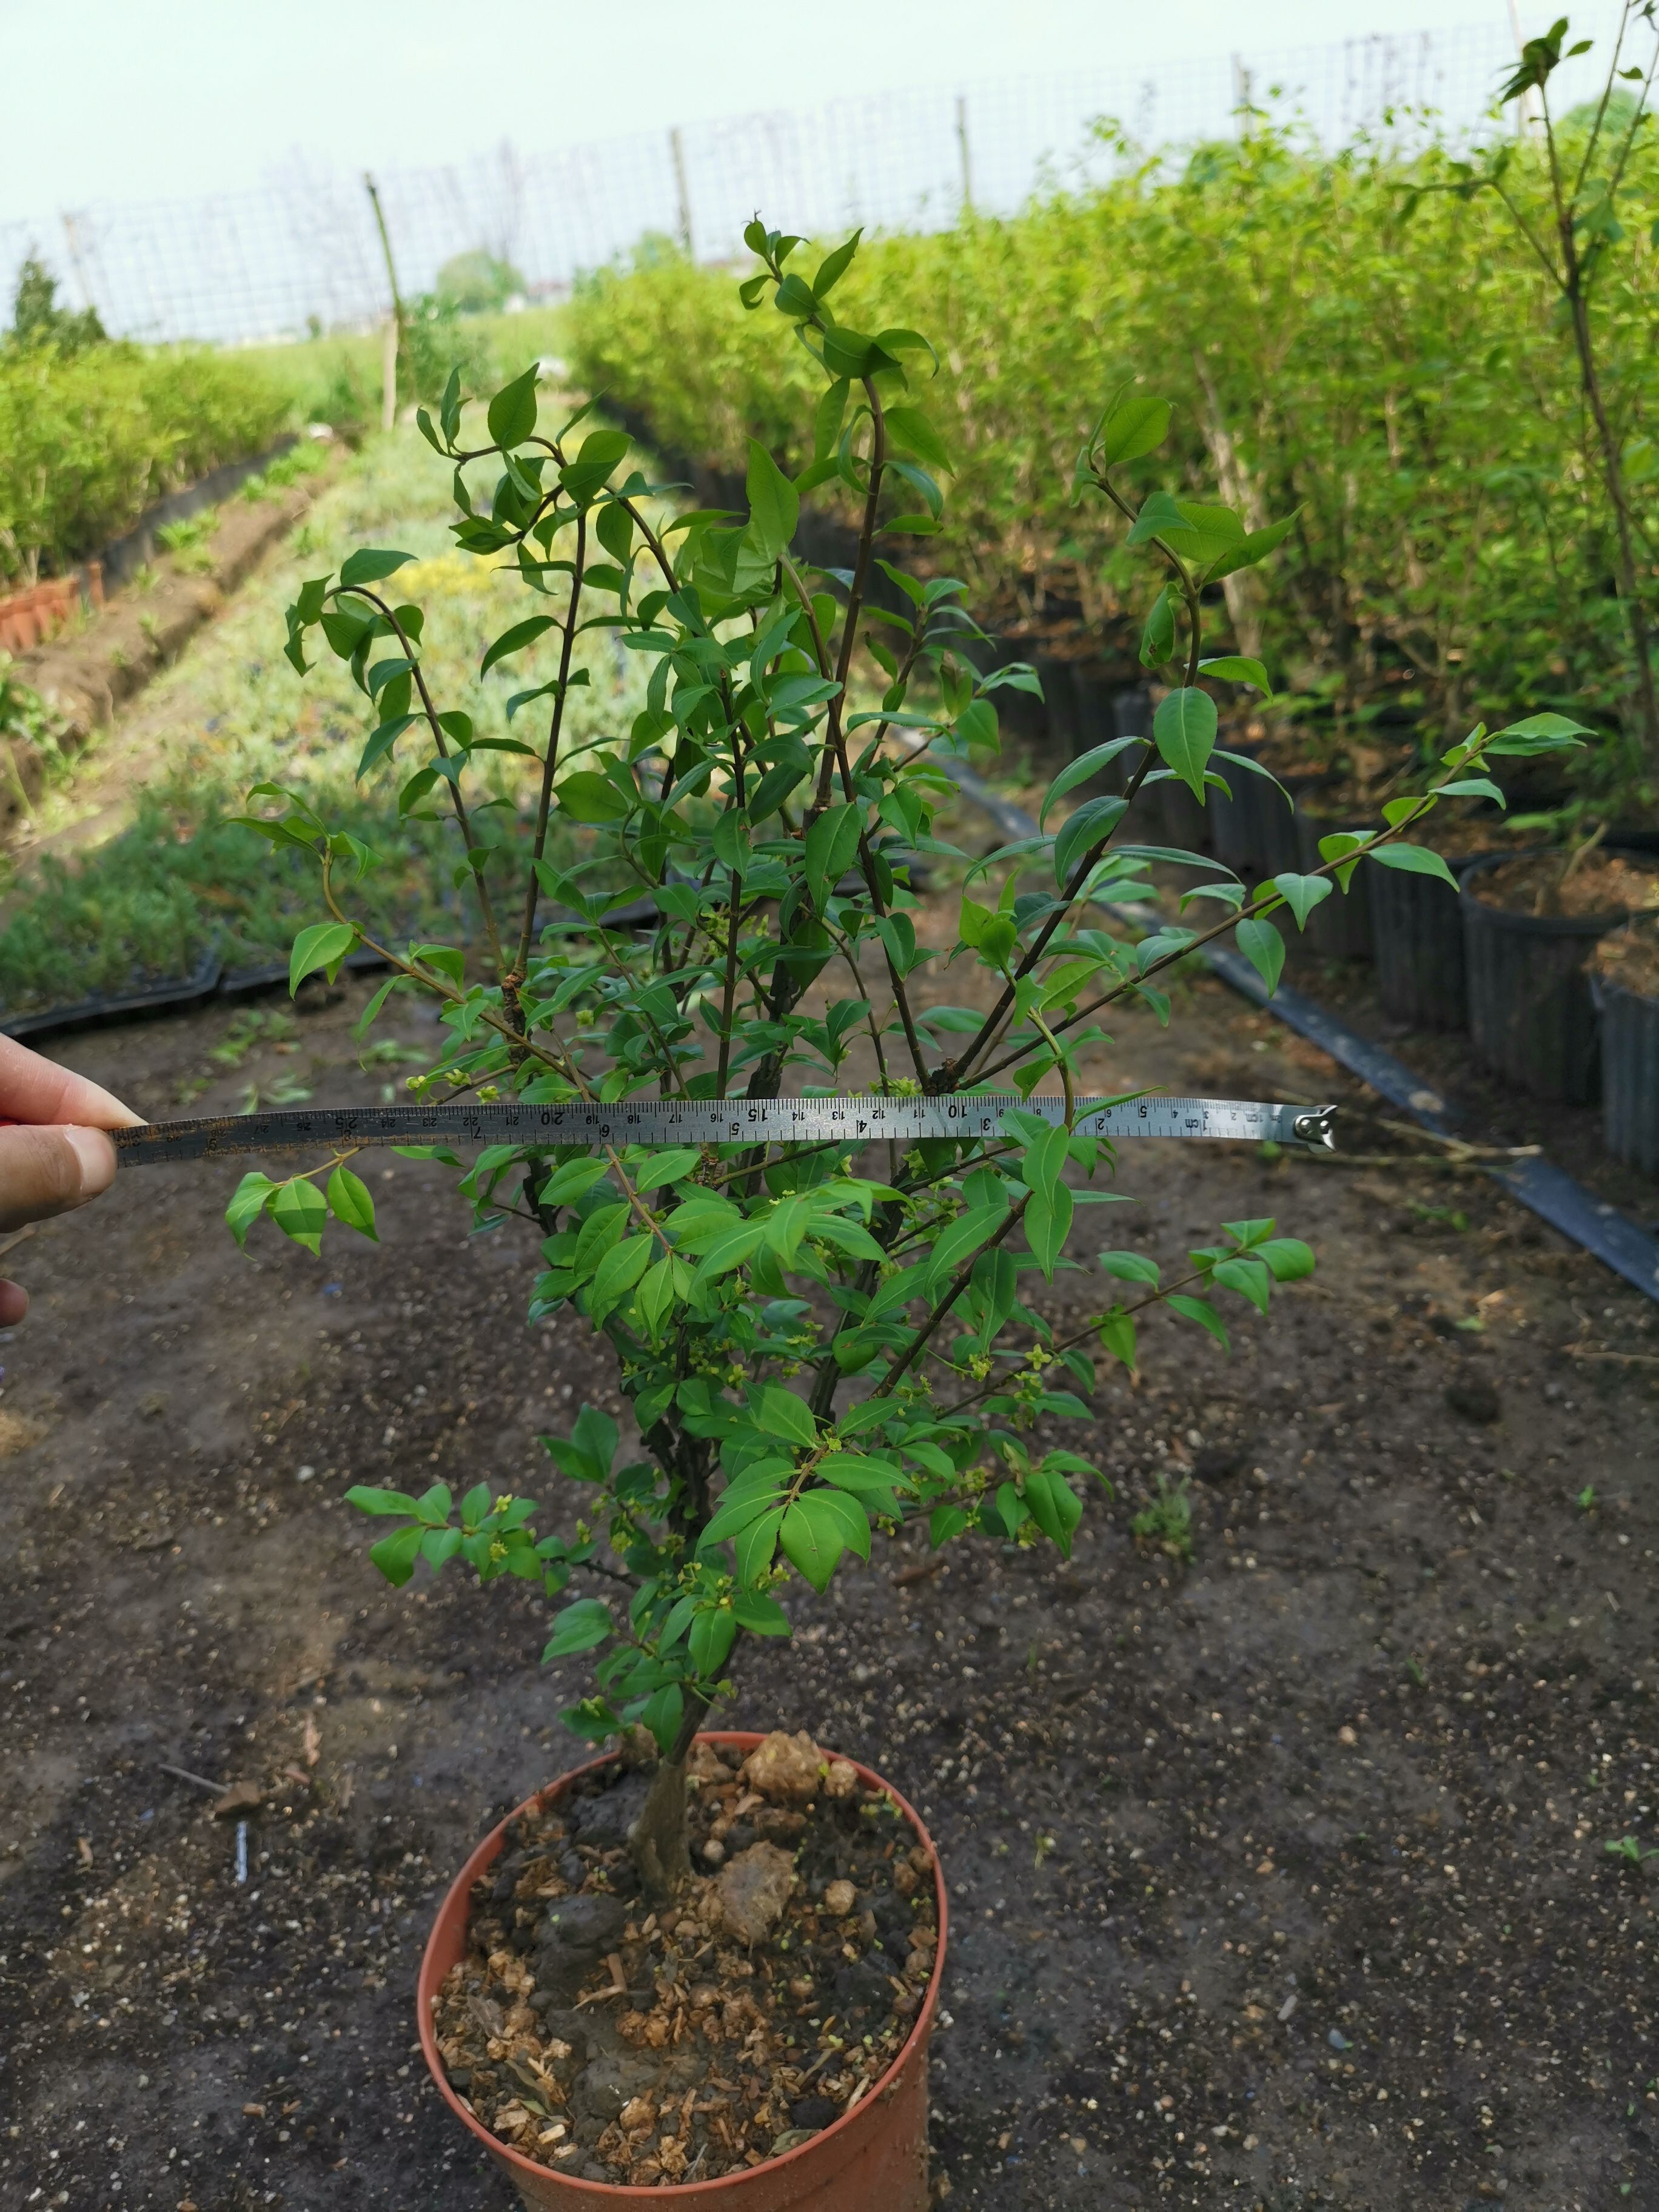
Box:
[712,1840,796,1943]
[740,1728,825,1805]
[536,1891,628,2002]
[1445,1373,1502,1425]
[1192,1442,1249,1481]
[823,1878,857,1917]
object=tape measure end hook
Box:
[1292,1106,1339,1151]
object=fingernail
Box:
[64,1126,116,1199]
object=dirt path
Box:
[0,948,1656,2211]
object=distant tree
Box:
[9,256,106,354]
[433,249,525,315]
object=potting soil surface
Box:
[1466,848,1659,920]
[2,943,1658,2212]
[433,1735,939,2184]
[1592,917,1659,1002]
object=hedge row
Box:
[0,342,290,587]
[565,122,1659,771]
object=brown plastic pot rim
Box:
[417,1729,948,2200]
[1458,848,1627,936]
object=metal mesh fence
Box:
[0,20,1609,349]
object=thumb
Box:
[0,1124,118,1233]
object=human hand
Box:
[0,1035,141,1320]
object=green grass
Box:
[0,414,642,1016]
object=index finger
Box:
[0,1034,141,1130]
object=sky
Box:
[1,0,1552,218]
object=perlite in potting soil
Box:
[433,1732,938,2185]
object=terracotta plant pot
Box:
[418,1732,947,2211]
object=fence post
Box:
[670,127,694,260]
[956,94,973,213]
[364,173,407,431]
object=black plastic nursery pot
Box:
[1241,768,1325,880]
[1071,659,1119,753]
[1207,744,1261,877]
[1369,849,1473,1032]
[1033,652,1081,760]
[1293,811,1374,962]
[1460,851,1627,1105]
[1594,973,1659,1173]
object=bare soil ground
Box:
[1,937,1656,2212]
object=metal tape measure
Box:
[112,1094,1337,1165]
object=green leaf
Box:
[1139,586,1177,668]
[1152,689,1218,800]
[557,771,631,824]
[1367,843,1459,890]
[1041,739,1143,826]
[1021,1124,1070,1208]
[1271,872,1334,929]
[1213,1254,1272,1313]
[338,548,414,590]
[1096,390,1171,468]
[1483,712,1594,755]
[884,406,951,475]
[1167,1293,1230,1349]
[572,1403,618,1475]
[1197,654,1272,695]
[1025,1181,1073,1282]
[1126,488,1186,546]
[732,1507,786,1586]
[226,1170,276,1248]
[781,1490,869,1592]
[543,1598,613,1658]
[756,1384,817,1448]
[1053,793,1127,887]
[270,1178,327,1256]
[1235,916,1284,995]
[537,1158,611,1207]
[559,429,630,507]
[812,229,862,298]
[326,1166,378,1241]
[805,802,862,911]
[641,1681,684,1754]
[1096,1248,1160,1284]
[1097,1310,1138,1369]
[345,1485,423,1517]
[745,440,799,561]
[481,615,557,677]
[587,1233,654,1324]
[487,364,538,449]
[731,1590,791,1635]
[1023,1467,1083,1556]
[368,1523,424,1586]
[289,921,356,996]
[954,696,999,752]
[1204,511,1298,583]
[1253,1236,1316,1282]
[688,1607,739,1678]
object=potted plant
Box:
[227,229,1575,2204]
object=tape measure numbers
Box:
[111,1094,1338,1166]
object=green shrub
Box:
[0,340,290,585]
[565,117,1659,784]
